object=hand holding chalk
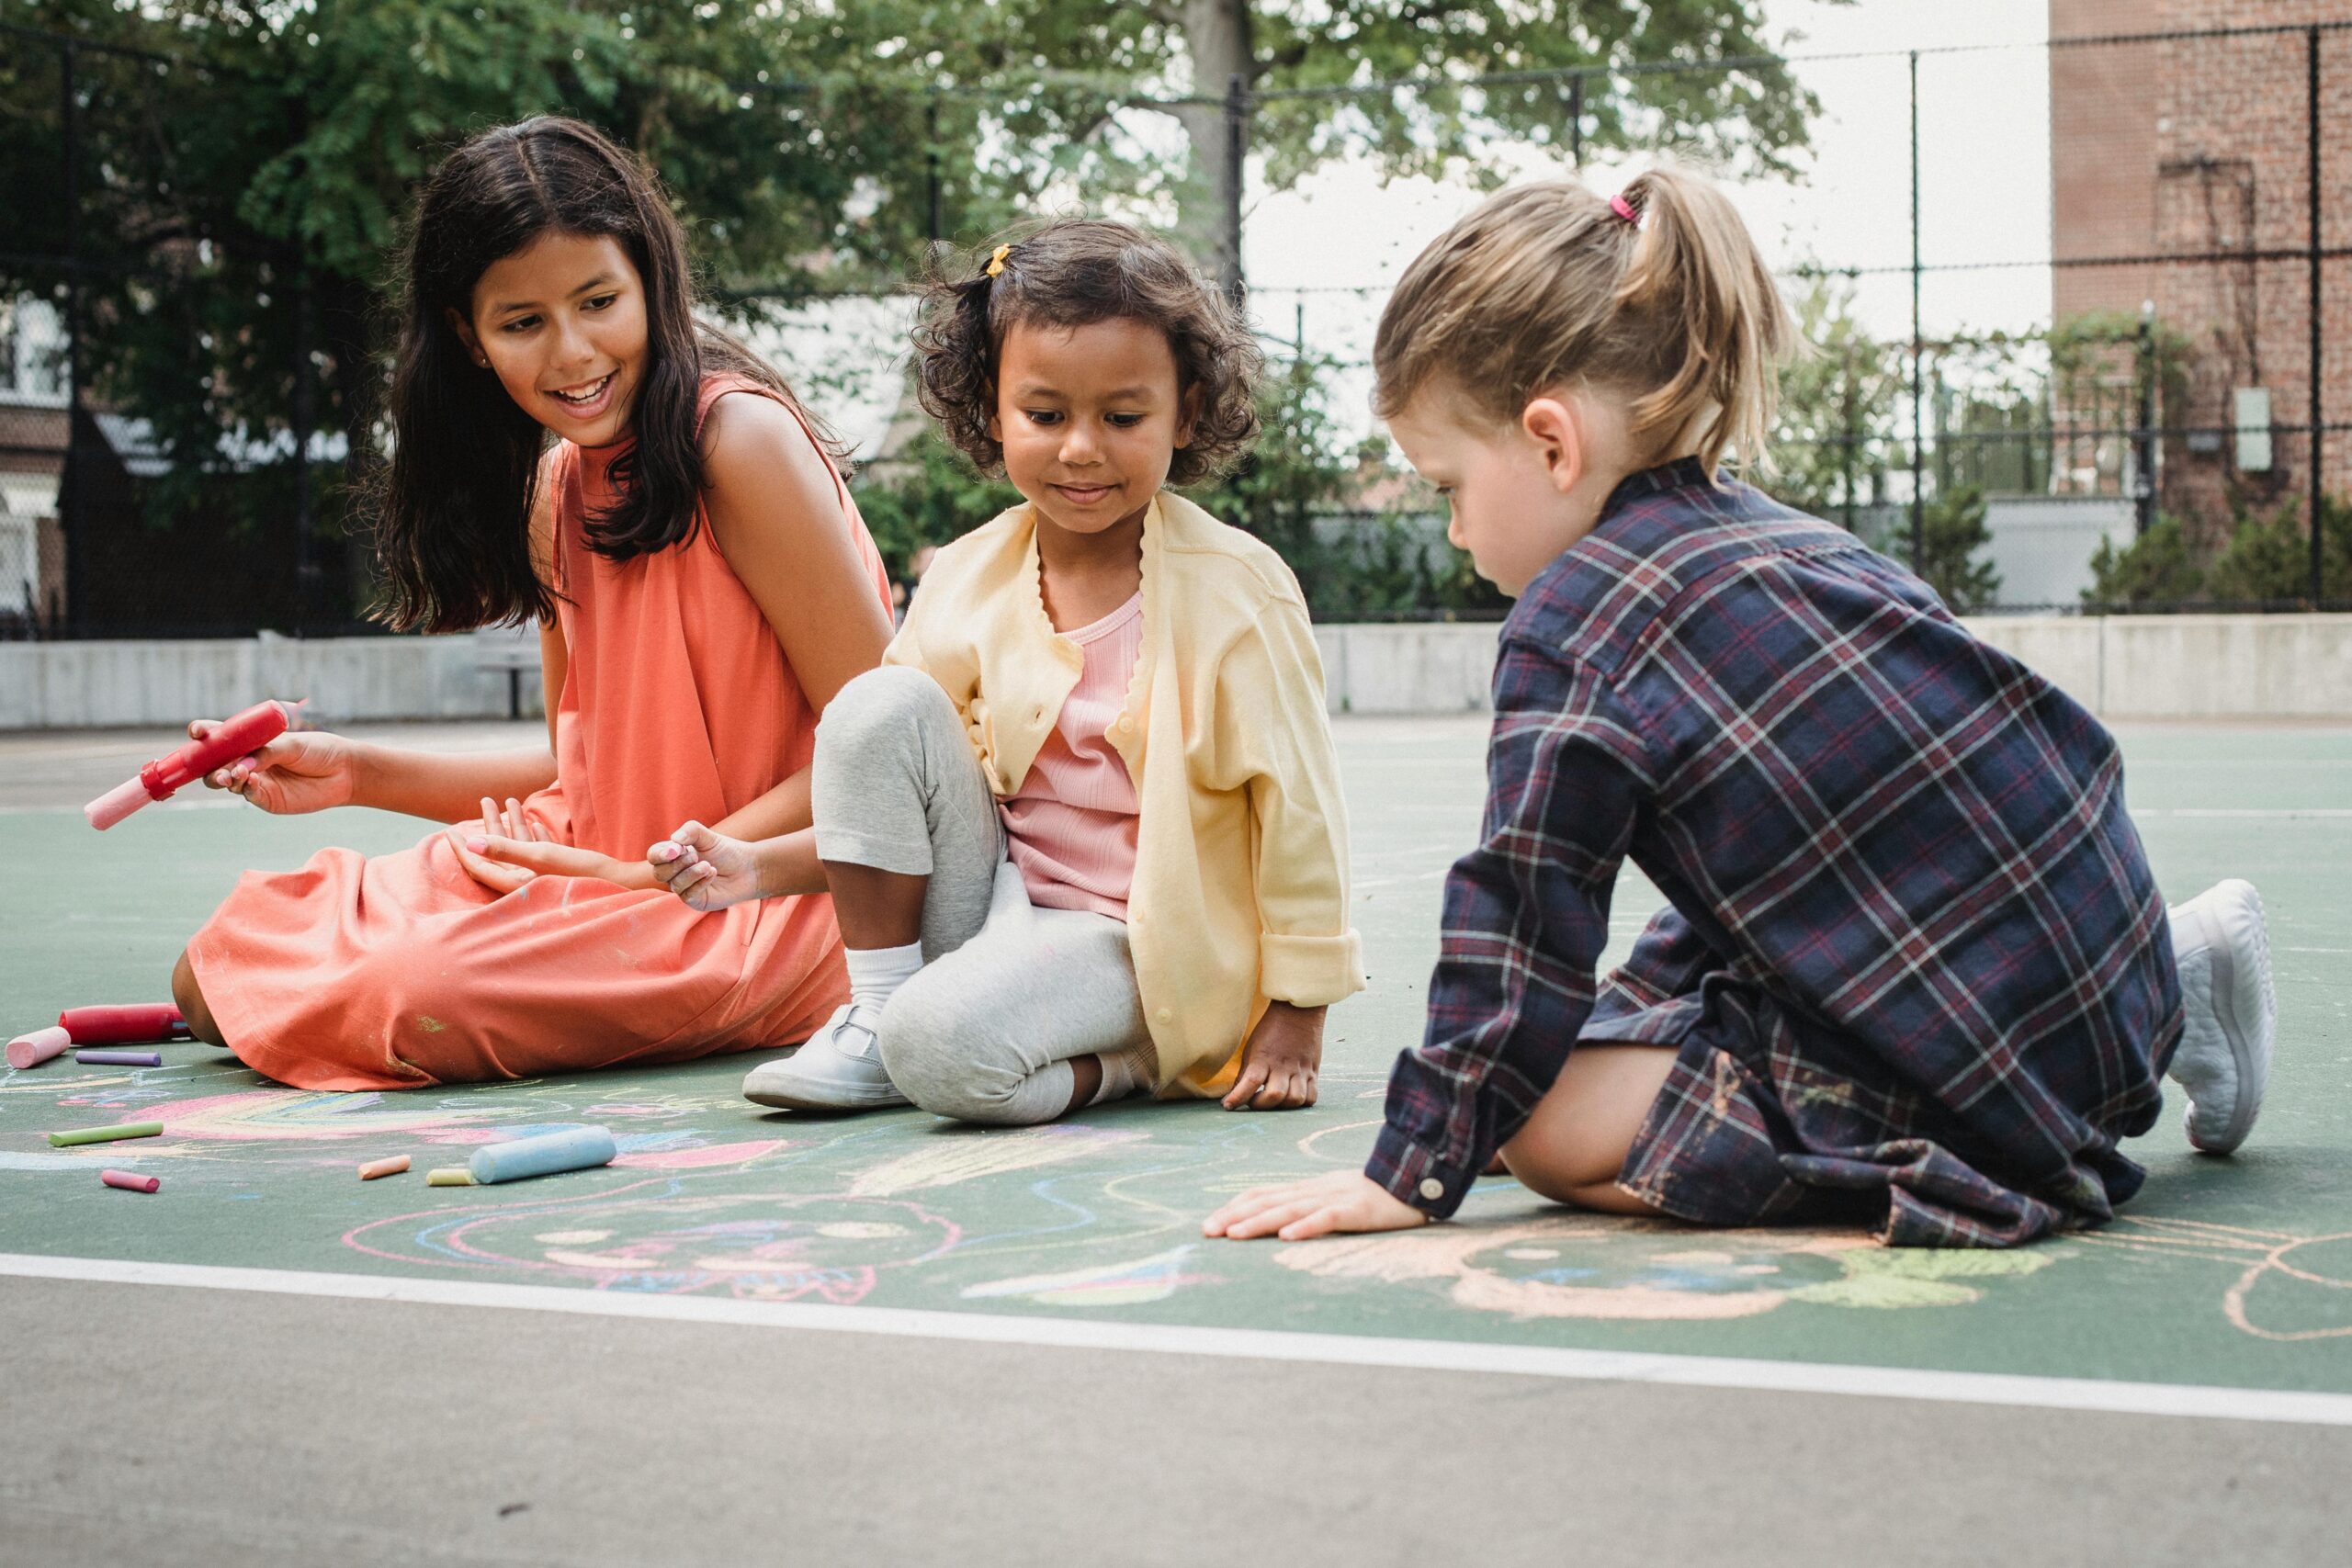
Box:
[86,701,296,829]
[175,705,356,820]
[648,820,764,912]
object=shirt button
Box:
[1155,1007,1171,1022]
[1418,1178,1445,1202]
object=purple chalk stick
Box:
[75,1049,163,1067]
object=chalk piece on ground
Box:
[425,1168,475,1187]
[6,1026,73,1070]
[357,1155,412,1181]
[100,1169,161,1194]
[469,1125,617,1186]
[58,1004,189,1045]
[74,1049,163,1067]
[47,1122,165,1149]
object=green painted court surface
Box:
[4,716,2347,1401]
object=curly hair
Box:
[910,220,1261,488]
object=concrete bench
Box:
[472,631,540,721]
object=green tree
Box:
[1916,483,2001,614]
[1765,273,1902,529]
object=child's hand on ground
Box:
[453,797,657,894]
[1203,1170,1429,1241]
[649,820,765,911]
[1222,1000,1324,1110]
[198,721,354,816]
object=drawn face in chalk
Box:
[348,1189,960,1305]
[1448,1241,1853,1316]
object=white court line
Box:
[3,1251,2346,1427]
[2132,807,2352,818]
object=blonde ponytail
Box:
[1374,164,1796,478]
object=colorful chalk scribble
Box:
[962,1246,1212,1308]
[1270,1217,2052,1322]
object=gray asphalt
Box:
[2,1275,2345,1568]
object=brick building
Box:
[2050,0,2352,543]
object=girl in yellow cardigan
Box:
[650,220,1365,1122]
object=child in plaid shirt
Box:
[1207,169,2277,1247]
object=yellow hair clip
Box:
[986,243,1012,278]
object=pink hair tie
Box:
[1609,194,1641,227]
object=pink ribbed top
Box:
[1001,592,1144,919]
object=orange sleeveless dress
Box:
[187,375,886,1089]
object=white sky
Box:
[779,0,2061,456]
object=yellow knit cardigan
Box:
[885,491,1366,1095]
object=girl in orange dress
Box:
[168,117,892,1089]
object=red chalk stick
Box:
[101,1169,160,1194]
[59,1005,188,1045]
[85,700,290,830]
[7,1026,73,1070]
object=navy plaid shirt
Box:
[1369,460,2177,1246]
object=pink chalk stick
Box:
[101,1169,160,1194]
[85,775,153,831]
[7,1026,73,1070]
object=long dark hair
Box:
[374,116,845,632]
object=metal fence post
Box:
[2133,301,2156,537]
[1223,73,1248,304]
[1568,72,1585,167]
[925,97,943,247]
[292,269,318,635]
[1907,50,1924,575]
[58,37,83,638]
[2309,24,2324,605]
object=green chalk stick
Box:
[47,1121,164,1148]
[425,1168,475,1187]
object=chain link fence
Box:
[4,16,2348,636]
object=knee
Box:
[820,667,954,754]
[876,986,1014,1123]
[172,949,226,1048]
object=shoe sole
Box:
[743,1084,906,1113]
[2188,878,2276,1156]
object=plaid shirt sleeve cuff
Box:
[1367,1122,1472,1221]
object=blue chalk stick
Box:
[468,1125,616,1185]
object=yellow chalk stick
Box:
[425,1168,474,1187]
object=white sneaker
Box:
[2166,879,2277,1156]
[741,1004,908,1111]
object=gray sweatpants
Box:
[810,666,1152,1124]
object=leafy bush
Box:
[2084,515,2202,608]
[2203,495,2352,606]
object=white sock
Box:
[844,941,923,1013]
[996,1043,1160,1127]
[1090,1040,1159,1106]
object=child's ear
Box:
[1173,382,1203,450]
[985,379,1002,445]
[1520,395,1586,495]
[445,308,487,369]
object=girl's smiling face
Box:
[450,231,650,447]
[990,318,1197,538]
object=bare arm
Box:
[207,461,563,824]
[698,393,892,842]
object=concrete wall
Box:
[1313,615,2352,722]
[7,615,2352,728]
[0,626,544,730]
